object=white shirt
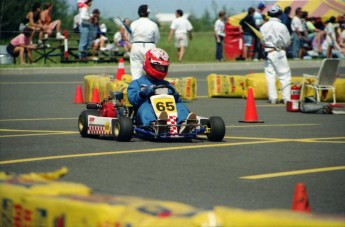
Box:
[170,17,193,34]
[291,16,304,32]
[79,6,90,24]
[130,17,160,44]
[260,17,291,50]
[214,19,225,37]
[253,11,264,27]
[324,22,341,50]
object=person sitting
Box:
[91,23,108,60]
[6,27,37,65]
[127,48,196,133]
[40,3,65,40]
[114,18,131,57]
[19,2,44,43]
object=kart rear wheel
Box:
[78,110,99,137]
[206,116,225,142]
[112,117,133,142]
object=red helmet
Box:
[143,48,170,80]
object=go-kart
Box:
[78,85,226,142]
[78,91,133,142]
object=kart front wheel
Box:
[206,116,225,142]
[78,110,99,137]
[112,117,133,142]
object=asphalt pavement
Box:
[0,61,344,216]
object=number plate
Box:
[150,95,177,117]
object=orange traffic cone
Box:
[291,183,311,213]
[91,87,100,103]
[73,84,84,104]
[116,58,125,81]
[239,87,264,123]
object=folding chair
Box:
[300,58,341,104]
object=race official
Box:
[129,5,160,80]
[260,5,291,104]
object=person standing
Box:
[214,10,226,61]
[260,5,291,104]
[240,7,256,61]
[129,5,160,80]
[6,27,37,65]
[168,9,193,62]
[291,7,308,59]
[253,2,266,61]
[78,0,93,61]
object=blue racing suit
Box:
[127,76,189,126]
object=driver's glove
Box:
[139,85,155,98]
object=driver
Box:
[127,48,196,132]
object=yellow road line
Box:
[0,118,76,122]
[240,166,345,180]
[0,132,78,138]
[0,129,76,133]
[0,140,280,165]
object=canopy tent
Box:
[228,0,345,26]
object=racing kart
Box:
[78,85,225,142]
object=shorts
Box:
[174,33,188,48]
[242,34,253,46]
[6,44,18,57]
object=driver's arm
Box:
[127,80,146,107]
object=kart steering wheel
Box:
[153,84,176,95]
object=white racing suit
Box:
[260,17,292,103]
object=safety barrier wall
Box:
[1,169,344,227]
[208,73,345,102]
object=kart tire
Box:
[112,117,133,142]
[206,116,225,142]
[78,110,99,138]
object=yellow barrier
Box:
[166,77,197,100]
[84,75,113,102]
[207,74,245,98]
[106,79,130,106]
[1,169,345,227]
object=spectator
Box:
[214,10,226,62]
[114,18,131,57]
[6,27,37,65]
[281,6,292,35]
[78,0,93,61]
[339,22,345,48]
[168,9,193,62]
[306,17,324,41]
[19,2,44,43]
[240,7,256,61]
[291,7,308,59]
[253,2,266,61]
[324,16,344,58]
[91,23,108,61]
[73,13,80,33]
[129,4,160,80]
[260,5,291,104]
[40,3,65,40]
[127,48,194,133]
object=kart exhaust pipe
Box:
[87,103,100,109]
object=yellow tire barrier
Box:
[166,76,197,100]
[1,169,345,227]
[207,74,245,98]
